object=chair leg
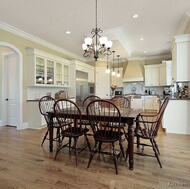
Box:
[136,136,140,148]
[56,128,61,145]
[68,137,72,153]
[73,137,79,166]
[112,143,118,175]
[41,128,49,146]
[153,139,160,155]
[125,147,129,162]
[119,138,126,161]
[150,139,162,168]
[84,131,91,152]
[87,140,98,168]
[98,141,102,154]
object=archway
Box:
[0,42,23,130]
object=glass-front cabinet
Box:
[36,57,45,84]
[27,48,70,87]
[63,64,69,86]
[55,62,63,85]
[46,60,54,85]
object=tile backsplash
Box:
[27,87,69,100]
[122,82,169,96]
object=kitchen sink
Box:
[124,94,142,99]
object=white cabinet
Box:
[144,65,159,86]
[159,61,172,86]
[95,67,110,98]
[27,48,70,87]
[142,96,159,111]
[144,62,172,86]
[73,60,95,83]
[172,34,190,82]
[88,68,95,83]
[162,100,190,134]
[27,101,46,129]
[111,68,123,87]
[131,98,143,109]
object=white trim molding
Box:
[0,21,86,62]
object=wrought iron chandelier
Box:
[82,0,113,61]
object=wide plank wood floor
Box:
[0,126,190,189]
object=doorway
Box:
[0,43,23,130]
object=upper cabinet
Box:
[72,60,95,83]
[144,65,160,86]
[27,48,70,87]
[144,61,172,87]
[172,34,190,82]
[159,61,172,86]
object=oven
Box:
[88,83,95,95]
[114,90,122,96]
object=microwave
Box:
[115,91,122,96]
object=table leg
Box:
[127,119,134,170]
[49,117,54,152]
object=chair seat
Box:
[94,130,123,142]
[62,127,84,137]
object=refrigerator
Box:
[76,70,89,106]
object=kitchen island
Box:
[162,98,190,134]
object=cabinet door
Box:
[46,60,54,84]
[175,42,190,81]
[35,56,45,84]
[88,68,95,83]
[144,96,153,110]
[131,99,143,109]
[55,62,63,85]
[159,64,166,86]
[172,45,177,82]
[76,64,88,73]
[63,64,69,86]
[145,67,159,86]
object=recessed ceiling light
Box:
[144,51,147,54]
[65,31,71,34]
[132,14,139,18]
[140,38,144,41]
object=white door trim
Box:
[0,42,23,130]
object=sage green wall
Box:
[0,28,73,124]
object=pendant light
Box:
[105,54,110,73]
[112,51,116,76]
[116,54,120,77]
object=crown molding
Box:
[0,21,86,62]
[102,27,134,56]
[127,54,171,61]
[177,11,190,35]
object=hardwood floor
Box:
[0,126,190,189]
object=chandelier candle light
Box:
[82,0,113,61]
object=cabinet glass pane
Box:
[63,64,69,86]
[36,57,45,84]
[47,60,54,84]
[55,62,63,85]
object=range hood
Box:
[122,62,144,82]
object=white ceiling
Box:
[1,0,190,62]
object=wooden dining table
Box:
[47,107,141,170]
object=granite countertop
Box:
[27,97,76,101]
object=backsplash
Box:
[123,82,170,96]
[27,87,69,100]
[123,82,144,95]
